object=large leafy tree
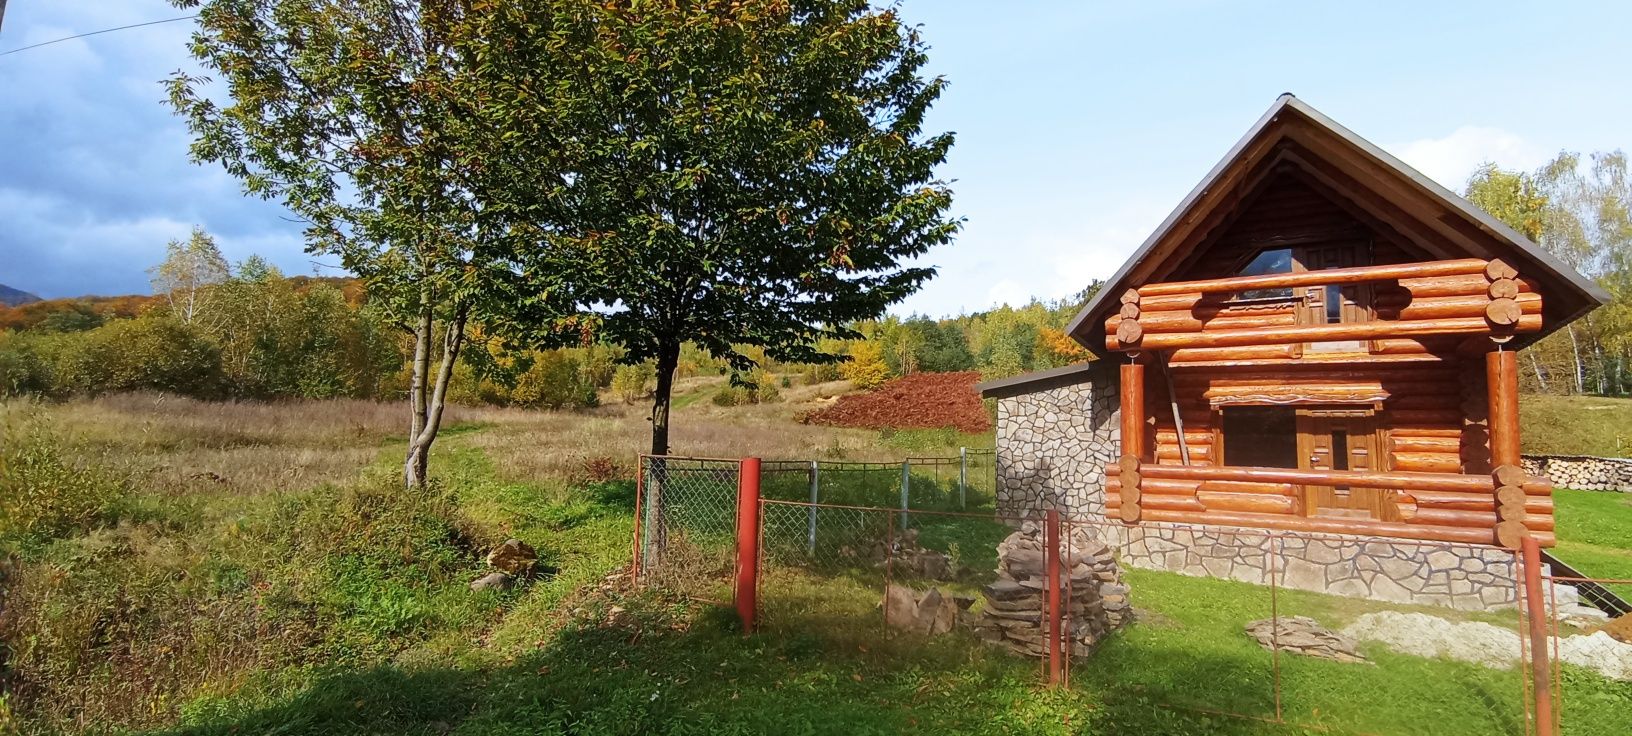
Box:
[481,0,960,455]
[167,0,579,487]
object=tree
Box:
[479,1,959,454]
[167,0,579,486]
[840,340,892,389]
[1467,153,1632,396]
[148,227,229,327]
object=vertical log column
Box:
[1117,360,1145,523]
[1487,348,1528,549]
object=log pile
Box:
[974,522,1130,657]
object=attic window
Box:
[1234,248,1295,300]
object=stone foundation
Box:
[1103,522,1519,611]
[1524,454,1632,492]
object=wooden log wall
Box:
[1100,346,1561,546]
[1105,258,1543,352]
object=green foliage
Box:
[1467,153,1632,395]
[610,363,654,404]
[710,371,781,407]
[468,0,959,453]
[54,315,223,397]
[511,352,598,410]
[0,415,129,543]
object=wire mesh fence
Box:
[634,456,740,599]
[758,448,997,514]
[633,453,1632,734]
[1535,570,1632,736]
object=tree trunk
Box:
[1567,324,1585,394]
[1528,350,1549,393]
[649,342,681,456]
[403,302,468,488]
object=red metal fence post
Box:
[1045,508,1064,686]
[1522,535,1555,736]
[735,457,763,635]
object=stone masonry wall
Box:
[1101,523,1519,611]
[1523,454,1632,492]
[993,367,1119,521]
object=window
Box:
[1221,406,1298,468]
[1234,248,1295,300]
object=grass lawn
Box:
[1522,394,1632,458]
[1552,488,1632,598]
[4,391,1630,735]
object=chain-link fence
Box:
[1533,567,1632,735]
[758,447,997,515]
[633,455,741,599]
[633,454,1632,734]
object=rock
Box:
[1245,616,1367,664]
[486,539,539,576]
[917,588,958,635]
[469,571,514,591]
[884,585,920,631]
[606,605,633,628]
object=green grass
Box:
[1552,488,1632,598]
[9,395,1632,735]
[1522,394,1632,458]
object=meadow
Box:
[1,388,1629,734]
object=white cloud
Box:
[1387,126,1550,193]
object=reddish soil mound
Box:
[804,371,989,433]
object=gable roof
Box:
[1065,94,1610,356]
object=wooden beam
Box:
[1140,463,1494,493]
[1487,349,1521,468]
[1111,313,1542,351]
[1136,258,1489,297]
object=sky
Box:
[1,1,1628,317]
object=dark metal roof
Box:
[975,361,1099,399]
[1065,94,1610,355]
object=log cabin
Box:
[977,95,1609,610]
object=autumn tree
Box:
[1468,153,1632,395]
[167,0,578,486]
[148,227,229,327]
[477,1,959,455]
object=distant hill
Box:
[0,284,41,307]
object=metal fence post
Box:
[1522,536,1556,736]
[959,447,968,510]
[631,454,646,584]
[899,459,911,528]
[1045,508,1064,686]
[734,457,762,635]
[807,460,819,556]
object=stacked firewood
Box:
[974,522,1129,657]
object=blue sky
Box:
[1,2,1627,317]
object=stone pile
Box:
[973,522,1129,657]
[1244,616,1368,663]
[866,528,955,581]
[1523,454,1632,492]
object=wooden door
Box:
[1298,409,1398,520]
[1298,243,1371,352]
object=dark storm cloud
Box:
[0,4,311,299]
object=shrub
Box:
[611,363,654,404]
[710,371,780,406]
[512,352,598,410]
[0,415,128,543]
[53,316,222,398]
[839,341,891,389]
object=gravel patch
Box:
[1343,611,1632,681]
